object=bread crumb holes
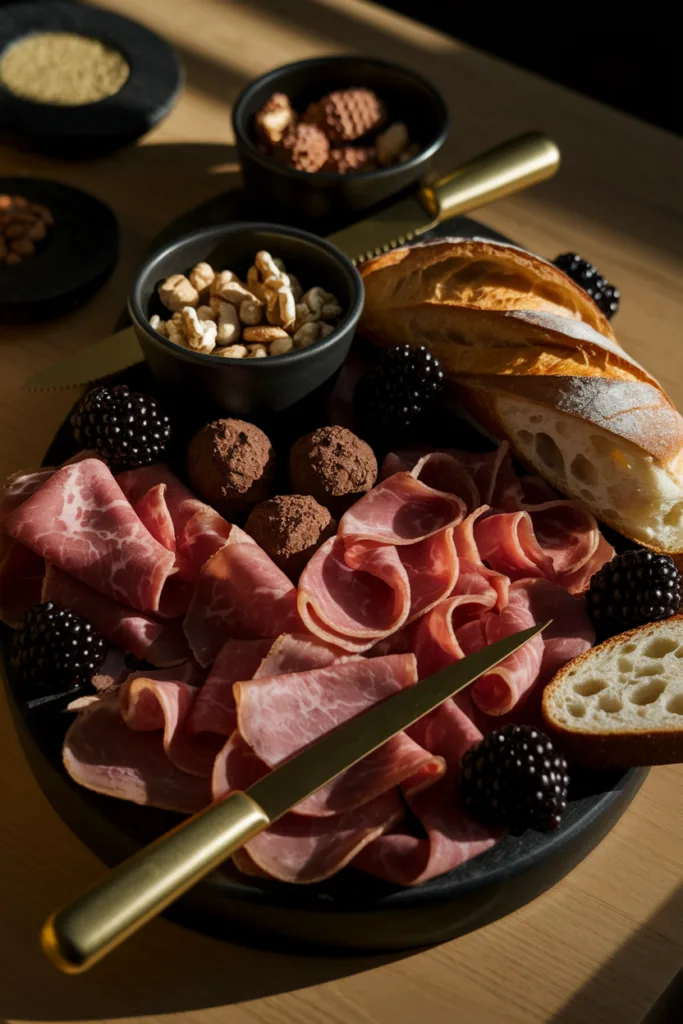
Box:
[573,678,606,697]
[643,638,677,658]
[598,693,622,713]
[629,680,665,705]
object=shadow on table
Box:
[550,883,683,1024]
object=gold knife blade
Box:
[42,621,548,973]
[24,133,559,392]
[23,325,142,391]
[328,131,560,265]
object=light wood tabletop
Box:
[1,2,682,1022]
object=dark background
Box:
[379,3,683,137]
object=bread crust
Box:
[360,238,616,339]
[542,617,683,768]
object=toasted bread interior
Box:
[495,394,683,552]
[545,619,683,735]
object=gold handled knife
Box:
[24,132,560,391]
[41,621,548,973]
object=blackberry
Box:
[553,253,620,319]
[13,602,107,693]
[71,384,171,471]
[460,724,570,834]
[586,549,682,637]
[353,344,444,443]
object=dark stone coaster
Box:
[0,1,182,154]
[0,176,118,322]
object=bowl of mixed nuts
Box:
[232,55,448,228]
[129,222,363,417]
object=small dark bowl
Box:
[128,223,363,420]
[232,55,448,230]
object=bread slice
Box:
[542,617,683,767]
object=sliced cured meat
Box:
[450,444,521,508]
[0,451,100,531]
[557,531,613,595]
[42,565,189,666]
[398,528,458,623]
[117,464,233,580]
[354,785,499,886]
[470,582,545,715]
[213,727,444,817]
[252,633,347,678]
[0,540,44,626]
[355,700,498,885]
[187,638,274,738]
[63,695,211,813]
[453,507,509,609]
[298,536,410,653]
[5,458,176,613]
[523,500,599,577]
[156,575,194,620]
[236,654,419,766]
[339,472,465,545]
[243,790,404,884]
[474,511,554,581]
[410,452,480,513]
[132,483,176,552]
[121,666,220,777]
[412,560,500,679]
[516,577,594,682]
[183,530,301,666]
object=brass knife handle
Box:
[419,132,560,223]
[41,791,270,974]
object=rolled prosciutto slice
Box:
[63,695,211,813]
[298,536,410,653]
[120,666,221,778]
[242,791,404,884]
[339,471,465,545]
[187,637,275,738]
[42,565,190,666]
[183,526,301,666]
[5,458,176,613]
[117,464,232,580]
[355,701,498,885]
[515,577,594,682]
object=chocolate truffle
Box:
[187,418,275,520]
[245,494,336,581]
[289,425,377,516]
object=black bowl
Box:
[232,55,448,230]
[128,222,363,420]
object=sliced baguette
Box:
[542,616,683,768]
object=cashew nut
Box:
[158,274,199,312]
[189,261,215,297]
[216,301,242,345]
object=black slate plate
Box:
[0,177,118,323]
[0,1,182,154]
[0,205,647,952]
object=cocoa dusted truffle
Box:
[187,418,275,520]
[245,494,336,581]
[289,425,377,516]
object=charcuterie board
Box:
[0,204,647,952]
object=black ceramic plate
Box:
[0,1,182,154]
[0,177,118,323]
[0,209,647,953]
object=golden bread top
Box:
[360,238,616,339]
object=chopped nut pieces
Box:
[0,194,54,266]
[253,87,417,174]
[152,253,343,358]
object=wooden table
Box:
[1,2,682,1022]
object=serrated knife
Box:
[41,620,548,973]
[24,132,559,392]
